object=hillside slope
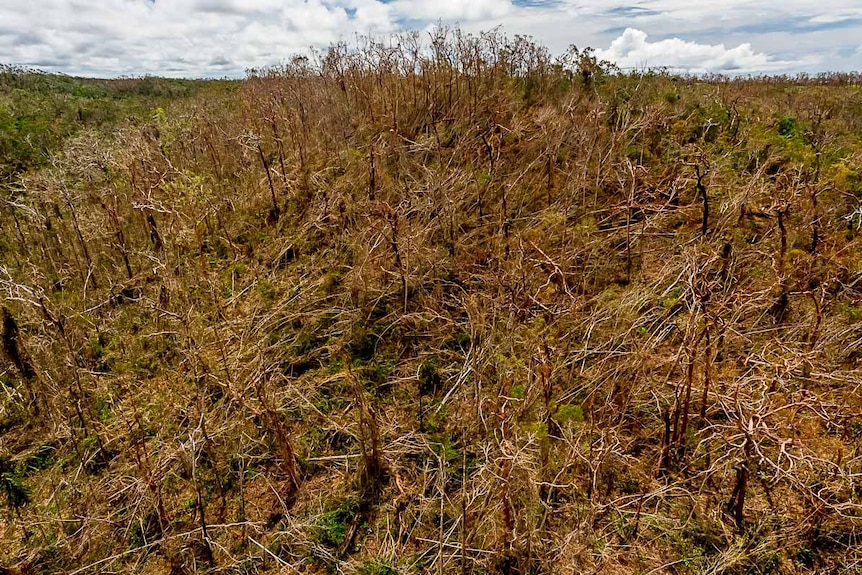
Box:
[1,31,862,574]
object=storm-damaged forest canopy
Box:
[1,29,862,575]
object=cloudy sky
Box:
[1,0,861,77]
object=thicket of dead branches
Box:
[1,28,862,575]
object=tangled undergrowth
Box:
[1,29,862,574]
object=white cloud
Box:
[345,0,396,32]
[596,28,801,73]
[0,0,397,77]
[808,9,862,24]
[0,0,861,76]
[388,0,513,22]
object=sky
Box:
[1,0,861,78]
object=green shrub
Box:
[777,116,798,137]
[0,457,29,513]
[315,499,358,548]
[358,560,398,575]
[556,404,585,424]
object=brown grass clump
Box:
[2,28,862,574]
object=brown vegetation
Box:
[1,29,862,574]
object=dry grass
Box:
[1,28,862,575]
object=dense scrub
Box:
[2,30,862,574]
[0,66,226,185]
